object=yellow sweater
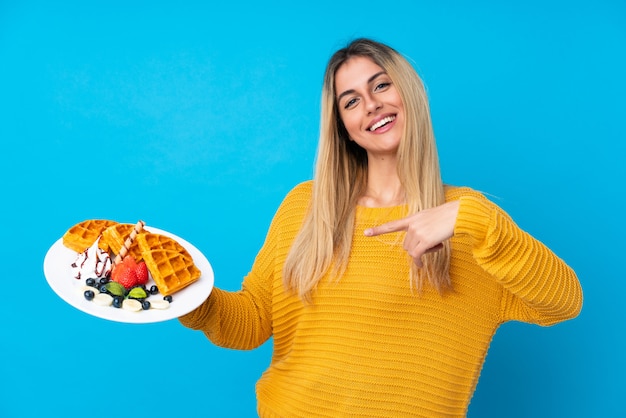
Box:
[179,181,582,417]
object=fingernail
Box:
[364,228,373,236]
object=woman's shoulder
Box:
[275,180,313,214]
[288,180,313,196]
[281,180,313,203]
[444,184,487,202]
[444,184,510,220]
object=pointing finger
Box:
[364,218,410,237]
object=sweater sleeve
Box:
[177,273,273,350]
[177,196,288,351]
[453,192,583,326]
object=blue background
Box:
[1,1,624,417]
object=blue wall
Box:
[1,1,624,416]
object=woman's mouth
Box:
[368,115,396,132]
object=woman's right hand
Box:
[364,200,460,267]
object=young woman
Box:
[179,38,582,417]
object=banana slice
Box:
[149,299,170,310]
[76,285,100,296]
[92,293,113,306]
[122,299,142,312]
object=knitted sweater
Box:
[179,181,582,417]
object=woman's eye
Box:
[375,82,390,91]
[344,98,358,109]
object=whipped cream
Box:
[71,238,112,280]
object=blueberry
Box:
[99,277,110,285]
[86,278,97,287]
[99,285,109,294]
[163,295,173,303]
[112,296,123,308]
[141,300,151,310]
[84,290,95,301]
[149,285,159,295]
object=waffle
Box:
[136,233,191,258]
[141,249,201,296]
[62,219,119,253]
[100,223,146,261]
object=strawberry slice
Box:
[135,261,149,286]
[111,257,139,290]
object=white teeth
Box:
[369,116,395,131]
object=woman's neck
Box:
[358,155,405,208]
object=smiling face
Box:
[335,56,404,160]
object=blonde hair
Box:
[283,38,451,300]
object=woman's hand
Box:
[364,200,460,267]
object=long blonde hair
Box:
[283,38,451,300]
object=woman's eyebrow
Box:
[337,71,387,102]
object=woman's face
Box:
[335,56,404,159]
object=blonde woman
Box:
[180,38,582,417]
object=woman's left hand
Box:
[364,200,460,267]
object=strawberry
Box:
[135,261,149,286]
[111,257,139,289]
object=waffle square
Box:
[100,223,145,261]
[136,233,190,257]
[141,249,201,296]
[62,219,118,253]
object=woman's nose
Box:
[364,94,382,114]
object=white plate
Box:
[43,226,214,324]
